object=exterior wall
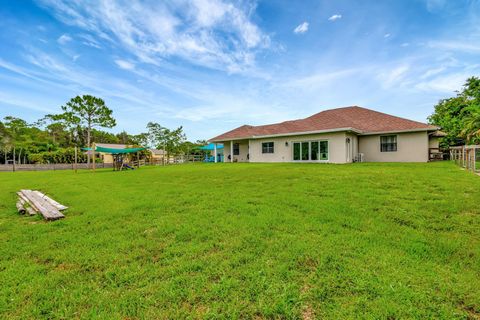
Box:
[429,137,440,149]
[358,131,429,162]
[248,131,349,163]
[345,133,358,163]
[101,153,114,164]
[151,155,165,162]
[222,141,249,162]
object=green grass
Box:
[1,162,479,319]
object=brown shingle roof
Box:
[210,106,438,141]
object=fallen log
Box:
[16,200,26,215]
[32,191,68,211]
[25,206,37,216]
[20,190,64,221]
[16,194,38,216]
[17,192,39,213]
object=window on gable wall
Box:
[380,135,397,152]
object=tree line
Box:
[4,77,477,165]
[429,76,480,147]
[0,95,207,165]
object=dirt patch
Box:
[459,301,480,319]
[302,305,314,320]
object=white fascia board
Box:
[209,127,361,142]
[358,128,439,136]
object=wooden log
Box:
[16,200,26,214]
[32,191,68,211]
[22,190,64,220]
[25,206,37,216]
[16,192,38,215]
[20,190,64,221]
[17,192,39,212]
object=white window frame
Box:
[292,139,329,162]
[261,142,274,154]
[380,135,397,152]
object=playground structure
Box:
[87,144,146,171]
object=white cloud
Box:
[415,72,470,93]
[0,91,55,113]
[384,33,391,38]
[37,0,270,74]
[115,59,135,70]
[79,34,102,49]
[57,34,72,44]
[428,40,480,53]
[283,67,364,89]
[293,22,309,34]
[377,65,410,88]
[419,67,446,80]
[72,54,80,62]
[425,0,446,12]
[328,14,342,21]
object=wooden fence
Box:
[0,155,206,172]
[450,145,480,173]
[0,163,113,172]
[148,155,205,165]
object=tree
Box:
[146,122,186,155]
[0,120,10,164]
[429,77,480,146]
[131,133,149,146]
[462,107,480,144]
[3,117,29,164]
[57,95,116,165]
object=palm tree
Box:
[462,107,480,144]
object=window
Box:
[293,140,328,161]
[380,135,397,152]
[262,142,274,153]
[233,143,240,155]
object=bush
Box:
[28,148,87,164]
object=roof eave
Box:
[209,127,363,142]
[358,127,439,136]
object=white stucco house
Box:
[209,106,442,163]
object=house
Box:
[209,106,441,163]
[149,149,166,163]
[84,143,129,163]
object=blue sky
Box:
[0,0,479,140]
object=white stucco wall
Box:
[222,141,249,162]
[358,131,429,162]
[246,131,349,163]
[345,133,358,163]
[429,137,440,149]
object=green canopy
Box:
[82,146,146,154]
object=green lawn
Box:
[1,162,479,319]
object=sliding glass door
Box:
[320,141,328,160]
[292,140,328,161]
[293,142,301,160]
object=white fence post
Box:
[475,146,477,172]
